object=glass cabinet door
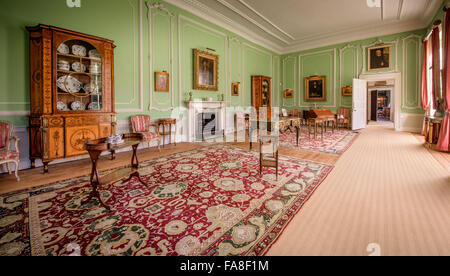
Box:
[56,39,103,112]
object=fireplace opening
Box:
[196,112,218,141]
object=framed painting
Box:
[284,89,294,98]
[368,45,392,71]
[342,86,353,96]
[232,82,240,96]
[304,76,326,102]
[155,72,169,92]
[194,49,219,91]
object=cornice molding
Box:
[164,0,443,55]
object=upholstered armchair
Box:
[130,115,161,151]
[337,107,351,129]
[0,121,20,181]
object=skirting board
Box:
[399,113,424,133]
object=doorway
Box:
[369,89,392,122]
[359,73,401,131]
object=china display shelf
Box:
[57,70,101,76]
[57,52,102,61]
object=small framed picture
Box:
[232,82,240,96]
[368,45,392,71]
[284,89,294,98]
[155,72,169,92]
[342,86,353,96]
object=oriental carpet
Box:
[280,129,360,155]
[0,145,332,256]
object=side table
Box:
[158,118,177,147]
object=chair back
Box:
[337,107,350,119]
[236,111,245,119]
[0,121,12,149]
[130,115,151,133]
[291,109,300,117]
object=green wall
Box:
[281,29,427,114]
[0,0,280,126]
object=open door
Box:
[352,79,368,130]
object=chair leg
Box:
[6,163,11,174]
[14,160,20,181]
[157,139,161,152]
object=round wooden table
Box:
[158,118,177,147]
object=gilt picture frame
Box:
[155,72,169,92]
[284,89,294,98]
[305,76,327,102]
[232,82,240,96]
[194,49,219,91]
[342,86,353,96]
[368,45,392,71]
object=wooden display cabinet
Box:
[27,25,116,173]
[251,76,272,120]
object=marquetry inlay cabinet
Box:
[251,76,272,119]
[27,25,116,173]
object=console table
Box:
[84,133,146,210]
[424,116,444,149]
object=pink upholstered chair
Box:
[0,121,20,181]
[130,115,161,151]
[291,109,300,117]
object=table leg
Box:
[296,126,299,147]
[82,150,111,210]
[122,144,147,187]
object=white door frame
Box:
[359,73,401,131]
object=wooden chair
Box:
[291,109,300,117]
[308,118,325,139]
[336,107,351,129]
[234,111,249,141]
[130,115,161,151]
[259,135,279,180]
[0,121,20,181]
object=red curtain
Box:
[437,10,450,152]
[431,27,441,110]
[422,41,429,135]
[422,41,429,109]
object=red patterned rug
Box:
[280,129,360,155]
[0,145,332,256]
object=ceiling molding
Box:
[236,0,296,40]
[165,0,444,55]
[216,0,292,44]
[164,0,284,53]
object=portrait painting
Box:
[155,72,169,92]
[305,76,326,102]
[284,89,294,98]
[194,49,218,91]
[232,82,240,96]
[342,86,353,96]
[368,45,391,71]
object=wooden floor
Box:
[0,143,202,195]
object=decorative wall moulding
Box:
[147,1,176,112]
[298,48,337,108]
[116,0,144,113]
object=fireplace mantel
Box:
[187,101,226,142]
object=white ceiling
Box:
[165,0,445,54]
